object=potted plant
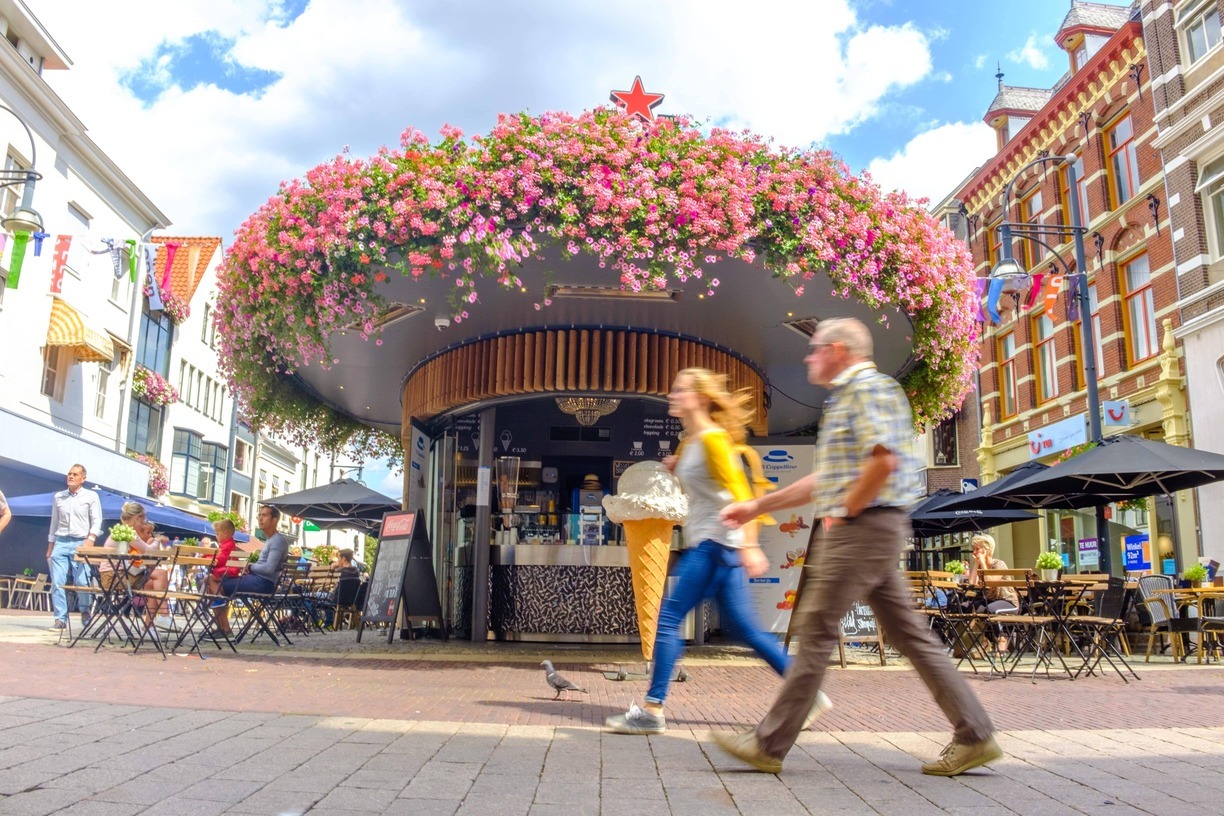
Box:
[1035,550,1062,581]
[108,523,138,555]
[1185,563,1209,588]
[944,560,967,582]
[22,568,34,577]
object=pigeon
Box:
[540,660,586,700]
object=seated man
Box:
[212,506,288,635]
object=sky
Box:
[32,0,1106,497]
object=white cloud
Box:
[973,54,988,69]
[866,121,996,204]
[34,0,937,236]
[1007,33,1050,70]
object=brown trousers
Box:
[755,508,995,758]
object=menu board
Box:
[358,510,443,644]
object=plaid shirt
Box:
[812,362,921,517]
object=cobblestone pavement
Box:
[2,610,1224,814]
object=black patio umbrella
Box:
[947,436,1224,510]
[263,478,400,524]
[908,488,1039,537]
[928,460,1052,513]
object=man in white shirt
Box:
[47,464,102,630]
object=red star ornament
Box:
[609,76,665,123]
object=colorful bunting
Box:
[162,242,179,290]
[142,244,163,311]
[1024,273,1045,310]
[125,238,137,282]
[32,231,49,256]
[973,278,989,323]
[1065,276,1081,322]
[1042,274,1064,320]
[49,235,72,294]
[6,231,30,289]
[986,276,1005,324]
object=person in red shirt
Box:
[206,519,243,634]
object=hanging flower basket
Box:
[131,365,179,407]
[217,110,979,460]
[159,290,191,325]
[128,452,169,498]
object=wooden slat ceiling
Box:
[402,329,766,435]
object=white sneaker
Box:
[154,615,173,629]
[803,690,834,729]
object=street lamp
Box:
[0,104,43,235]
[989,153,1111,574]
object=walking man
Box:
[714,317,1001,776]
[47,464,102,630]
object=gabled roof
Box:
[150,236,222,304]
[1057,1,1134,41]
[986,85,1054,119]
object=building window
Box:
[136,300,173,377]
[110,269,131,305]
[0,152,30,220]
[230,491,250,520]
[932,414,958,466]
[234,439,252,473]
[1033,315,1060,402]
[1019,188,1043,267]
[1107,114,1140,207]
[998,331,1018,418]
[41,346,68,402]
[1182,0,1223,64]
[1073,282,1106,387]
[1199,156,1224,259]
[200,443,228,505]
[95,358,113,419]
[1121,254,1158,364]
[1059,157,1092,227]
[987,218,1002,269]
[201,303,211,344]
[127,399,164,456]
[171,429,203,496]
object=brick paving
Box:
[2,610,1224,814]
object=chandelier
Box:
[555,396,622,426]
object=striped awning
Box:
[46,298,115,363]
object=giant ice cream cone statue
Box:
[603,462,688,661]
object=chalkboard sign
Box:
[838,599,885,667]
[357,510,443,644]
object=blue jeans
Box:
[646,539,790,704]
[48,537,91,622]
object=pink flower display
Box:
[217,110,979,460]
[131,365,180,407]
[158,290,191,325]
[128,452,169,498]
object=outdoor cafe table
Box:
[1018,579,1096,680]
[71,547,172,658]
[1154,586,1224,663]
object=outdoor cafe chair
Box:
[1136,574,1196,662]
[10,572,50,611]
[924,573,994,674]
[165,550,245,655]
[1065,576,1139,682]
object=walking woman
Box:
[606,368,831,734]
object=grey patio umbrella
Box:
[927,460,1051,512]
[945,436,1224,510]
[263,478,400,524]
[908,488,1039,537]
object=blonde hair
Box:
[971,533,996,557]
[120,501,147,524]
[676,368,755,445]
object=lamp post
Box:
[990,153,1111,575]
[0,104,43,235]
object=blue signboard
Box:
[1123,534,1151,571]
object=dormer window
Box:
[1065,33,1090,72]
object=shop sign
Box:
[1102,400,1130,427]
[406,420,429,514]
[1123,534,1151,572]
[1027,414,1087,459]
[1077,537,1099,568]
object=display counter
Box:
[489,544,639,642]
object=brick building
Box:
[1139,0,1224,564]
[951,1,1195,573]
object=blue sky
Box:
[34,0,1110,497]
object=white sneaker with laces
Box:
[803,690,834,728]
[155,615,173,629]
[604,702,666,734]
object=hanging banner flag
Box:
[6,231,30,289]
[49,235,72,294]
[1043,274,1064,320]
[1024,272,1046,310]
[162,242,180,290]
[32,231,49,256]
[142,244,163,311]
[985,276,1005,324]
[973,278,989,323]
[1065,276,1081,322]
[125,238,137,282]
[103,239,124,279]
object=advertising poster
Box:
[747,443,817,633]
[1077,538,1099,568]
[1123,534,1151,572]
[405,419,430,514]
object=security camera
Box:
[434,316,451,331]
